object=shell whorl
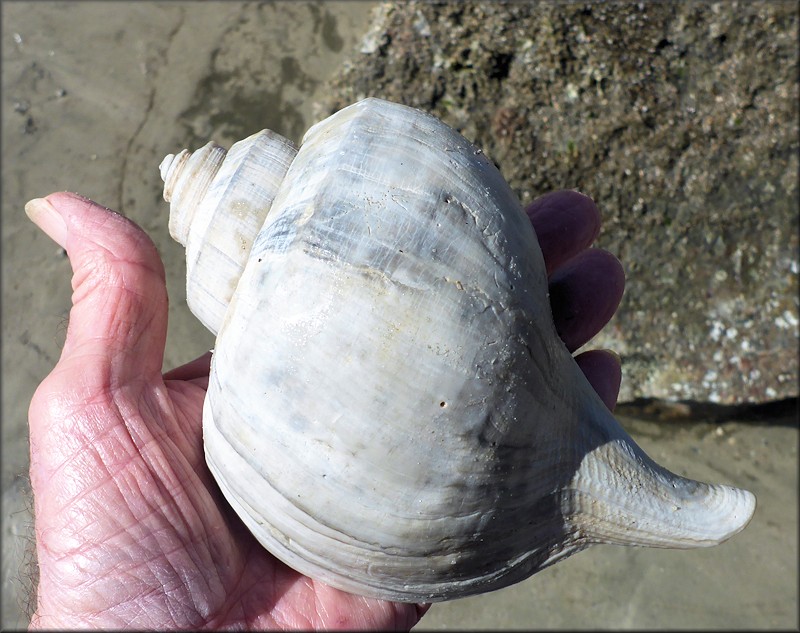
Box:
[160,131,298,334]
[159,98,756,603]
[160,142,227,246]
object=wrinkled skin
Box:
[26,189,624,630]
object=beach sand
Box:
[2,3,796,629]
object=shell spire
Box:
[159,131,298,334]
[160,142,227,245]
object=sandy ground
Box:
[1,2,797,629]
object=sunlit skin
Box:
[26,189,624,629]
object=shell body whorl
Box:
[160,98,755,602]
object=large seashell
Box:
[159,98,755,603]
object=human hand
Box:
[25,189,622,630]
[526,189,625,410]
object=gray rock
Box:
[317,1,798,405]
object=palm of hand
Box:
[27,190,622,630]
[36,378,418,629]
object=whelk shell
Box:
[159,98,755,603]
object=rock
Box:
[317,1,798,404]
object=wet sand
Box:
[2,3,797,629]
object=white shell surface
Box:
[199,99,755,602]
[164,130,298,334]
[206,98,570,600]
[161,142,226,246]
[161,98,755,603]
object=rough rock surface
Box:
[317,1,798,404]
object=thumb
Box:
[26,192,168,389]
